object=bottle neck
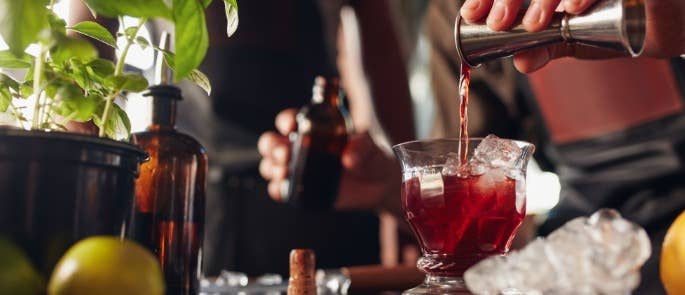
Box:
[312,78,341,106]
[150,98,177,129]
[146,85,181,130]
[313,92,341,106]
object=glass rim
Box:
[391,137,534,151]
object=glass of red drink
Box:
[393,138,534,294]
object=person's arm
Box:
[349,0,415,145]
[259,1,416,214]
[460,0,685,72]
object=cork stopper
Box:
[287,249,317,295]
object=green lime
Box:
[0,236,44,295]
[47,236,164,295]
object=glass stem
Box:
[424,274,466,288]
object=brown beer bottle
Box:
[129,35,207,295]
[286,76,350,210]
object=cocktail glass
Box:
[393,138,534,294]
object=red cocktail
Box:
[393,138,534,294]
[403,174,524,276]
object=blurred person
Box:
[424,0,684,293]
[264,0,685,293]
[69,0,417,277]
[196,0,419,277]
[257,0,524,266]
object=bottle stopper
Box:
[287,249,317,295]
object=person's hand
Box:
[460,0,685,73]
[257,109,401,211]
[65,121,98,135]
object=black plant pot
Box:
[0,128,147,276]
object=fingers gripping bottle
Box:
[286,76,351,210]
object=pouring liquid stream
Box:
[458,62,471,169]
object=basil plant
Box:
[0,0,237,139]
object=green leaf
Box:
[173,0,209,80]
[50,36,98,64]
[0,73,20,90]
[24,65,34,81]
[159,51,210,94]
[187,69,211,95]
[0,0,49,56]
[135,36,150,50]
[68,21,117,48]
[113,103,131,138]
[65,59,91,91]
[223,0,239,37]
[124,27,139,39]
[0,74,16,112]
[104,74,149,92]
[86,58,115,78]
[58,94,100,122]
[20,83,33,97]
[81,0,172,19]
[47,11,67,35]
[202,0,213,8]
[0,51,32,68]
[159,50,175,68]
[0,87,11,112]
[48,81,84,101]
[96,102,130,139]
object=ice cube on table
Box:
[464,209,651,295]
[256,273,284,286]
[470,135,523,173]
[217,270,249,287]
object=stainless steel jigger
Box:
[455,0,646,67]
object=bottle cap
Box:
[312,76,340,103]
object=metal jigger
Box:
[455,0,646,67]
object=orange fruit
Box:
[661,210,685,295]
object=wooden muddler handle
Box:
[342,265,424,292]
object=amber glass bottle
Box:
[287,76,350,210]
[129,85,207,295]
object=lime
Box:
[0,236,44,295]
[47,236,164,295]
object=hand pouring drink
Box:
[455,0,646,67]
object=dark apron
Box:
[529,58,685,295]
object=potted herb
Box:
[0,0,237,281]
